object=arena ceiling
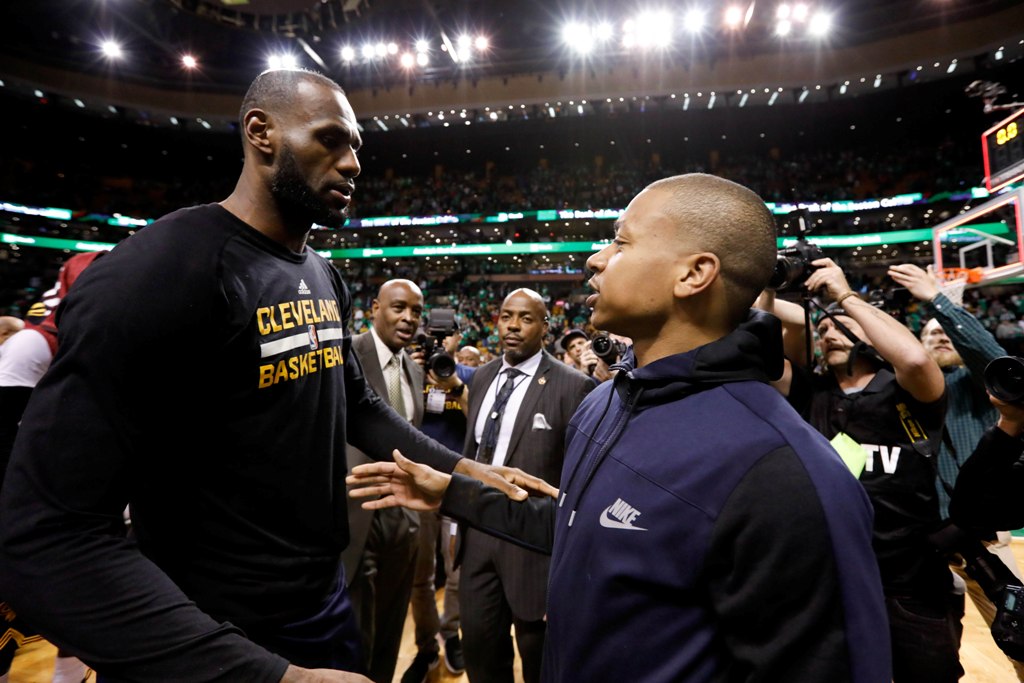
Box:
[0,0,1020,95]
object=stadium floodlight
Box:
[400,52,415,68]
[340,45,355,62]
[723,5,744,28]
[563,22,595,54]
[416,39,430,53]
[374,43,387,57]
[361,44,376,60]
[792,3,809,21]
[683,8,705,34]
[267,54,297,69]
[776,3,791,20]
[386,42,399,55]
[457,35,472,50]
[808,12,831,37]
[595,22,613,40]
[474,36,489,51]
[775,19,792,36]
[100,40,122,59]
[416,51,429,66]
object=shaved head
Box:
[646,174,777,324]
[239,68,345,133]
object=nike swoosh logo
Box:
[599,507,647,531]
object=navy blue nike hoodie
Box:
[542,311,890,682]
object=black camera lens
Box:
[984,356,1024,403]
[430,352,457,379]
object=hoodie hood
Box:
[614,309,784,408]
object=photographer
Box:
[950,389,1024,534]
[781,258,958,682]
[890,263,1024,680]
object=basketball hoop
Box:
[935,267,982,306]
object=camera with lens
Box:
[769,238,826,291]
[866,287,912,315]
[412,308,459,379]
[591,332,627,366]
[929,522,1024,662]
[985,356,1024,403]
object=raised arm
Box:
[805,258,944,403]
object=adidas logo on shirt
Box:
[298,279,311,295]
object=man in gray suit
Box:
[342,279,425,683]
[460,288,592,683]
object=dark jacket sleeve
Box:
[441,474,555,554]
[702,447,854,683]
[343,347,462,474]
[950,426,1024,532]
[0,242,289,682]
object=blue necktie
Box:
[477,368,523,463]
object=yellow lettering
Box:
[287,356,300,380]
[266,307,283,334]
[273,360,289,385]
[278,302,295,330]
[298,352,311,376]
[300,299,318,325]
[327,300,340,322]
[257,307,273,336]
[308,350,319,374]
[258,363,275,388]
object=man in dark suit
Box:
[460,288,592,683]
[341,278,425,683]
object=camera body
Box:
[930,521,1024,662]
[984,356,1024,403]
[412,308,459,379]
[769,238,825,291]
[591,332,626,366]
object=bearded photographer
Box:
[776,258,959,682]
[889,262,1024,679]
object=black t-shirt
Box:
[796,368,950,599]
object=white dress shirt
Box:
[473,350,543,467]
[370,326,415,422]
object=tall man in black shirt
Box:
[0,68,550,683]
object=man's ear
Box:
[242,108,274,156]
[673,252,721,300]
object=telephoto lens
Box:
[984,356,1024,403]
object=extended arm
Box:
[805,258,944,403]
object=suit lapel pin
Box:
[538,377,547,385]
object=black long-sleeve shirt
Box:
[0,204,461,682]
[950,425,1024,532]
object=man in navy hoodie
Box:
[349,173,892,682]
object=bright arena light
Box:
[400,52,415,68]
[562,22,595,54]
[632,10,673,48]
[181,54,198,69]
[723,6,744,28]
[792,3,809,22]
[415,39,430,52]
[267,54,297,69]
[374,43,387,57]
[474,35,489,51]
[683,8,706,34]
[776,3,791,20]
[416,51,429,66]
[386,42,399,55]
[775,19,792,36]
[808,12,831,37]
[457,35,472,49]
[361,44,376,60]
[100,40,122,59]
[340,45,355,62]
[595,22,613,40]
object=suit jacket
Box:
[460,350,593,620]
[342,330,424,583]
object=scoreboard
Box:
[984,107,1024,192]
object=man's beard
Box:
[270,146,346,228]
[930,348,964,369]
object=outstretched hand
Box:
[454,458,559,500]
[888,263,939,302]
[347,450,451,511]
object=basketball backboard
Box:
[932,187,1024,284]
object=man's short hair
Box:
[238,68,345,132]
[646,174,777,325]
